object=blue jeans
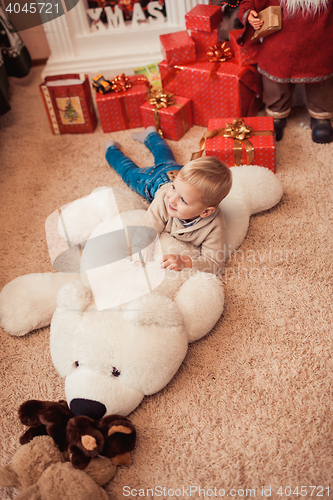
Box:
[105,131,182,202]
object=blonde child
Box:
[105,127,232,274]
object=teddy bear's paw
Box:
[176,273,224,343]
[229,165,283,215]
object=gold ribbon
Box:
[148,90,174,138]
[191,118,274,165]
[147,90,189,139]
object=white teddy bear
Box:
[0,166,283,419]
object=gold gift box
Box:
[251,6,282,40]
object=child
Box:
[104,127,232,274]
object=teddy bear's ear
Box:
[56,281,93,312]
[123,294,183,327]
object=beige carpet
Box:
[0,66,332,500]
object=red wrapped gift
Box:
[40,74,97,134]
[160,31,196,67]
[190,29,219,54]
[159,56,262,127]
[140,92,193,141]
[185,4,222,32]
[229,29,260,66]
[204,117,276,172]
[96,84,149,133]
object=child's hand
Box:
[161,254,192,271]
[248,10,263,30]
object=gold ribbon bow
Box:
[111,74,132,93]
[207,42,233,80]
[207,42,233,63]
[149,90,174,110]
[148,90,174,137]
[191,118,274,165]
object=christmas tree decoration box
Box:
[190,29,219,54]
[206,117,276,171]
[39,74,97,134]
[140,95,193,141]
[229,29,260,66]
[96,84,148,133]
[185,4,222,32]
[159,56,262,127]
[160,31,196,67]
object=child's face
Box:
[166,176,214,220]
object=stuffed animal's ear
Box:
[97,415,136,463]
[18,400,73,428]
[0,465,19,488]
[123,294,183,327]
[56,281,92,312]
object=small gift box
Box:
[190,29,219,54]
[203,117,276,172]
[96,83,149,133]
[159,55,262,127]
[251,5,282,40]
[40,74,97,134]
[160,31,196,67]
[140,92,193,141]
[229,29,260,66]
[185,4,222,32]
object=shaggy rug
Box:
[0,66,332,500]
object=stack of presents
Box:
[40,4,276,172]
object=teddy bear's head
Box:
[50,279,192,418]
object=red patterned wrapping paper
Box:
[96,84,148,133]
[159,56,262,127]
[39,74,97,134]
[140,95,193,141]
[190,29,219,54]
[185,4,222,32]
[206,117,276,172]
[228,29,260,66]
[160,31,196,67]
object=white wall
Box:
[20,25,51,61]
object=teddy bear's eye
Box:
[74,361,79,368]
[112,367,121,377]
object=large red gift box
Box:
[205,117,276,172]
[160,31,196,67]
[228,29,260,66]
[140,95,193,141]
[185,4,222,32]
[96,84,148,133]
[190,29,219,54]
[159,56,262,127]
[40,74,97,134]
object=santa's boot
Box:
[273,118,287,142]
[310,118,333,144]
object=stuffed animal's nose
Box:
[70,398,106,420]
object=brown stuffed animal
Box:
[18,400,136,469]
[0,435,116,500]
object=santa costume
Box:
[238,0,333,142]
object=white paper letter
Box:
[104,5,125,29]
[147,1,165,24]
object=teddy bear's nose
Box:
[70,398,106,420]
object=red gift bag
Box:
[40,74,97,134]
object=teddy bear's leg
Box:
[175,273,225,343]
[0,272,81,336]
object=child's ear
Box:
[201,207,216,218]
